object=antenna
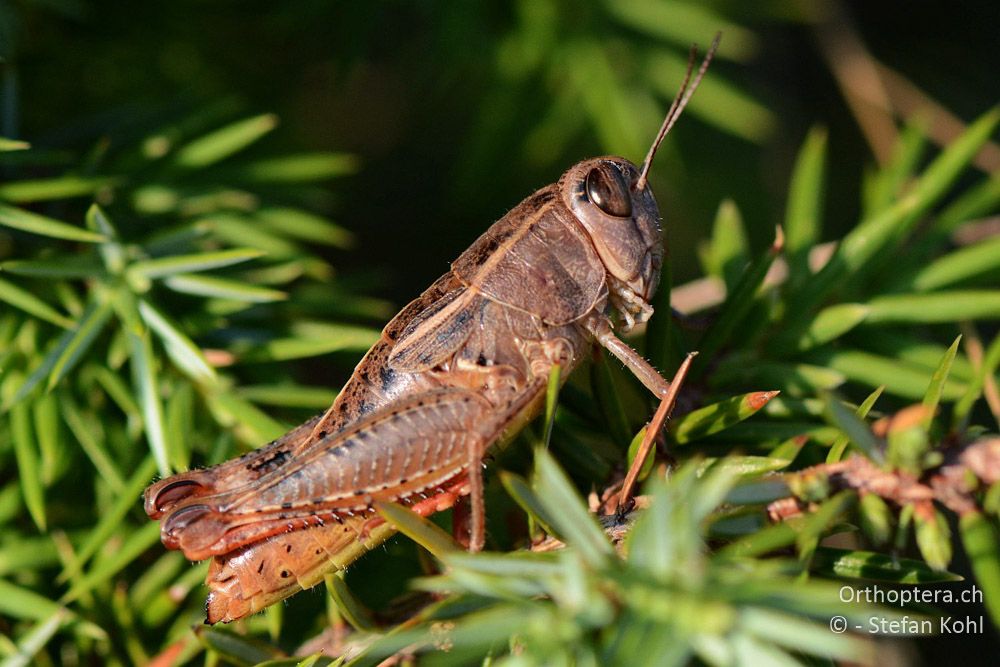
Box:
[635,32,722,191]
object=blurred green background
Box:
[6,0,998,298]
[2,0,999,664]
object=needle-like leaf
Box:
[0,203,107,242]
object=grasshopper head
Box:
[560,156,662,331]
[560,32,720,331]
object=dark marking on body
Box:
[379,366,396,391]
[436,308,473,344]
[464,220,521,267]
[246,448,290,473]
[474,235,501,262]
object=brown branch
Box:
[813,1,1000,172]
[952,217,1000,247]
[875,63,1000,172]
[768,437,1000,521]
[814,1,897,165]
[617,353,695,513]
[671,241,836,315]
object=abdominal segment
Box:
[157,389,494,561]
[204,474,470,624]
[204,517,374,625]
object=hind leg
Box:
[467,435,487,552]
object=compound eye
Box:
[585,164,633,218]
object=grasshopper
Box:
[145,35,720,624]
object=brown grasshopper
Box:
[145,35,720,624]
